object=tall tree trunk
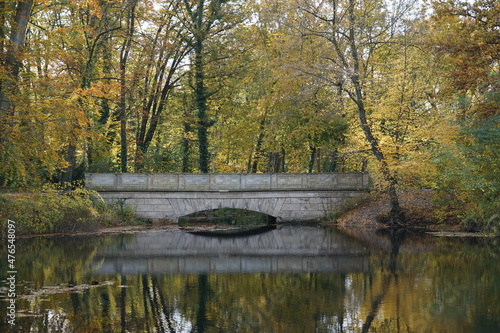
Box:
[308,146,321,173]
[299,0,406,225]
[60,141,77,183]
[316,147,321,172]
[119,0,137,173]
[119,65,128,172]
[135,9,186,171]
[0,0,33,118]
[181,120,193,173]
[194,38,210,173]
[250,117,266,173]
[182,0,228,173]
[347,2,403,225]
[250,132,265,173]
[354,81,403,225]
[308,146,316,173]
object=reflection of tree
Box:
[141,274,152,332]
[119,275,126,333]
[195,274,209,333]
[143,275,176,333]
[154,276,177,332]
[335,274,347,332]
[176,273,347,332]
[101,290,112,332]
[4,232,500,332]
[361,230,404,333]
[69,267,82,316]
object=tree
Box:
[296,0,418,225]
[133,1,191,171]
[0,1,113,186]
[55,0,123,181]
[118,0,138,172]
[0,0,33,118]
[426,0,500,231]
[179,0,241,172]
[427,0,500,119]
[206,1,351,174]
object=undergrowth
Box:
[0,182,143,235]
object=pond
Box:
[1,225,499,332]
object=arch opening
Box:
[178,208,277,229]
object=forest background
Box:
[0,0,498,232]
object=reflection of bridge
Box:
[85,173,370,222]
[92,226,369,274]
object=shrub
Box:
[0,183,142,235]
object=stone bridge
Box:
[91,226,369,274]
[85,172,370,223]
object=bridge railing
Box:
[84,172,371,192]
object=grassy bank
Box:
[0,185,144,235]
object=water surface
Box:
[1,226,499,332]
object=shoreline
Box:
[10,219,496,239]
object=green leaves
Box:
[433,115,500,232]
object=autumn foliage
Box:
[0,0,498,231]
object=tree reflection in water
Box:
[0,227,499,332]
[361,229,405,333]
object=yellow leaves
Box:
[427,0,500,98]
[74,83,120,100]
[469,98,500,119]
[78,0,113,19]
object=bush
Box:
[0,183,142,235]
[93,197,140,227]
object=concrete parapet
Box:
[85,172,371,192]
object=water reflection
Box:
[0,226,499,332]
[92,226,369,274]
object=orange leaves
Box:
[74,83,121,100]
[428,0,500,104]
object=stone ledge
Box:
[85,172,371,192]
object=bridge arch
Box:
[172,197,281,223]
[178,207,277,225]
